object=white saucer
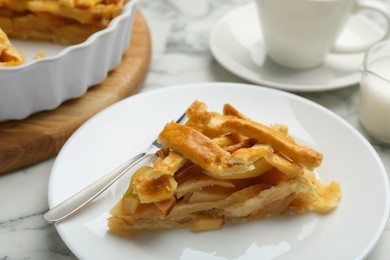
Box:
[209,3,385,92]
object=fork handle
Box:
[44,152,150,224]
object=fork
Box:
[44,112,187,224]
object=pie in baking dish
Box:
[0,28,24,67]
[108,100,341,233]
[0,0,126,45]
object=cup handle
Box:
[331,0,390,53]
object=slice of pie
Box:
[108,100,342,233]
[0,0,126,45]
[0,28,24,67]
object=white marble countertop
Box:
[1,0,390,259]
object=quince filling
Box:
[108,100,342,233]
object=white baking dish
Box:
[0,0,138,122]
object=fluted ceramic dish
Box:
[0,0,138,122]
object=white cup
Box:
[255,0,390,69]
[360,40,390,144]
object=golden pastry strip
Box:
[222,118,323,169]
[158,122,249,178]
[0,28,24,67]
[229,144,271,164]
[152,152,188,177]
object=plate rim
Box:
[48,82,390,259]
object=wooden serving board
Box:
[0,11,151,174]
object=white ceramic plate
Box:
[209,3,385,92]
[48,83,389,260]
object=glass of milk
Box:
[360,41,390,144]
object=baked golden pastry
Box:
[0,28,24,67]
[0,0,126,45]
[108,100,341,233]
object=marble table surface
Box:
[1,0,390,259]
